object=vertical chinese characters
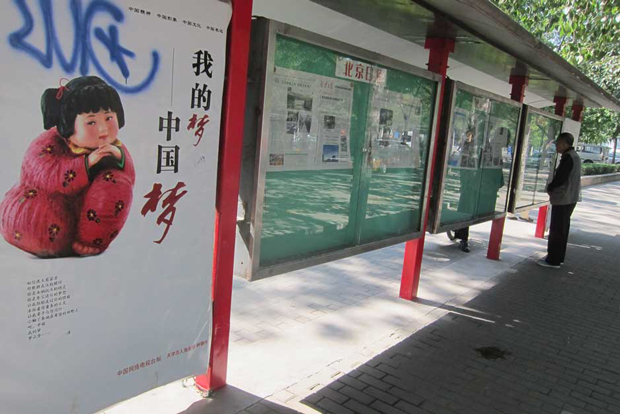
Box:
[158,111,181,173]
[145,107,185,242]
[187,50,214,146]
[143,49,216,243]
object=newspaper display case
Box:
[429,80,522,233]
[235,19,442,280]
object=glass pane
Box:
[440,90,489,225]
[534,117,562,203]
[440,89,521,226]
[260,170,357,265]
[514,113,536,209]
[259,35,367,266]
[477,101,520,215]
[259,35,438,266]
[359,69,436,243]
[515,111,561,210]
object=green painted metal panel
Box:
[259,35,436,267]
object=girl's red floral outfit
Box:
[0,127,135,257]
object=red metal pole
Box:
[400,37,454,300]
[195,0,252,392]
[487,216,506,259]
[487,74,528,259]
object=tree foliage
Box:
[491,0,620,144]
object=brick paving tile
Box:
[364,386,399,405]
[369,400,408,414]
[317,397,355,414]
[340,385,377,405]
[343,400,382,414]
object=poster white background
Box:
[0,1,231,413]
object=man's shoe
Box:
[537,258,560,269]
[543,255,564,265]
[459,240,470,253]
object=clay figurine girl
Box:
[0,76,135,257]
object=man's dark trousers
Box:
[455,227,469,241]
[547,203,577,265]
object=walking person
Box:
[537,132,581,268]
[448,129,478,253]
[448,227,470,252]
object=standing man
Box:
[537,132,581,268]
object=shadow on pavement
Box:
[299,225,620,414]
[179,385,302,414]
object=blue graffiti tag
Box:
[8,0,159,94]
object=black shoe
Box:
[459,240,470,253]
[537,258,560,268]
[543,255,563,265]
[447,231,456,241]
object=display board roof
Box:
[309,0,620,112]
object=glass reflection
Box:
[440,89,518,227]
[361,77,435,243]
[515,112,562,209]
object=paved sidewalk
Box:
[104,181,620,414]
[241,182,620,414]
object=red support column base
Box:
[195,373,211,393]
[400,236,425,300]
[487,217,506,260]
[535,206,548,238]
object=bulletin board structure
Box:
[429,80,522,234]
[235,19,442,280]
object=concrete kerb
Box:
[581,172,620,187]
